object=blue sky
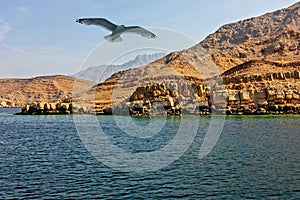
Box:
[0,0,298,78]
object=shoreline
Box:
[14,111,300,116]
[2,107,300,117]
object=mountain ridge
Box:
[0,75,95,107]
[73,53,166,82]
[199,1,300,51]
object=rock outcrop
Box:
[107,74,300,116]
[112,82,211,116]
[18,100,92,115]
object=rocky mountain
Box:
[209,28,300,72]
[197,2,300,72]
[0,75,95,107]
[200,2,300,51]
[73,53,166,82]
[71,2,300,115]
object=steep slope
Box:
[211,28,300,72]
[200,2,300,51]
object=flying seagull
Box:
[76,18,156,42]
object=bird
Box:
[76,18,156,42]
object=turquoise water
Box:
[0,109,299,199]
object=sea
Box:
[0,108,299,199]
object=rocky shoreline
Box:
[17,102,93,115]
[18,77,300,116]
[113,81,300,116]
[17,101,300,116]
[12,67,300,116]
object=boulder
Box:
[275,91,285,100]
[257,99,268,107]
[212,90,227,105]
[292,93,300,100]
[240,90,250,101]
[285,90,293,100]
[0,101,7,107]
[255,89,267,99]
[267,90,276,101]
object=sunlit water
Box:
[0,108,299,199]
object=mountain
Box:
[73,53,166,82]
[72,2,300,114]
[0,75,95,107]
[200,2,300,51]
[208,28,300,72]
[0,53,165,108]
[198,1,300,72]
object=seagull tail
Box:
[104,34,122,43]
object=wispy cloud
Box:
[0,21,11,42]
[1,43,29,54]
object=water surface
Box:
[0,109,299,199]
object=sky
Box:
[0,0,299,78]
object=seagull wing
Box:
[123,26,156,39]
[76,18,117,31]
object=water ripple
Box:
[0,112,299,199]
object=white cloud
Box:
[0,22,11,42]
[1,43,28,54]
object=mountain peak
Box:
[74,53,166,82]
[199,2,300,51]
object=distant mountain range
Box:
[73,53,166,82]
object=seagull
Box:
[76,18,156,42]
